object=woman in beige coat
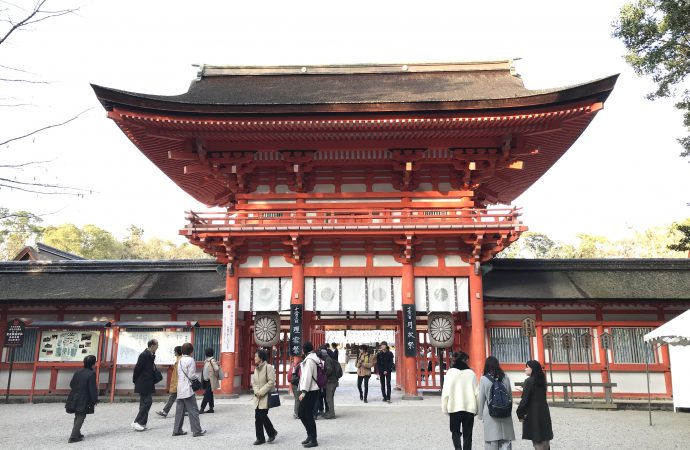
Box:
[200,348,220,414]
[356,344,373,403]
[251,349,278,445]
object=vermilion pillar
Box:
[291,261,305,364]
[401,262,420,399]
[221,264,239,396]
[468,266,486,380]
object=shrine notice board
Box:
[117,330,192,365]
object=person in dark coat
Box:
[516,360,553,450]
[375,341,394,402]
[65,355,98,443]
[132,339,159,431]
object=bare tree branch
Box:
[0,0,78,47]
[0,108,92,147]
[0,77,48,83]
[0,159,53,168]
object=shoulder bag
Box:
[181,360,202,391]
[265,365,281,408]
[152,362,163,384]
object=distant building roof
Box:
[484,259,690,302]
[0,260,224,303]
[92,60,618,115]
[13,243,86,261]
[1,258,689,306]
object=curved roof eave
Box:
[91,74,619,116]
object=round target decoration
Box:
[254,312,280,347]
[428,312,455,348]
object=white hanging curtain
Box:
[280,277,293,311]
[414,277,469,312]
[312,277,340,311]
[238,278,289,311]
[455,277,469,312]
[367,277,396,312]
[341,278,366,311]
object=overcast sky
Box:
[2,0,689,244]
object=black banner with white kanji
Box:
[403,304,417,357]
[290,304,303,356]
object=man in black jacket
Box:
[66,355,98,443]
[132,339,159,431]
[376,341,394,402]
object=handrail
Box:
[182,207,523,230]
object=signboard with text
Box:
[290,304,303,356]
[4,319,25,348]
[403,304,417,357]
[221,300,236,353]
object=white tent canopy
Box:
[644,308,690,417]
[644,308,690,346]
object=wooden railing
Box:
[182,207,523,233]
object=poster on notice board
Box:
[39,330,100,362]
[116,330,192,365]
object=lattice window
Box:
[10,328,38,362]
[548,327,592,363]
[194,327,220,362]
[489,327,531,363]
[611,327,656,364]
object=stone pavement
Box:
[1,374,688,449]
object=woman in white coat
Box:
[173,343,205,437]
[478,356,515,450]
[441,351,479,450]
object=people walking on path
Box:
[376,341,394,402]
[441,351,479,450]
[200,347,220,414]
[356,344,373,403]
[297,341,321,448]
[251,349,279,445]
[65,355,98,443]
[516,360,553,450]
[478,356,515,450]
[173,342,206,437]
[322,348,341,419]
[132,339,160,431]
[157,346,182,418]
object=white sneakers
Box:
[131,422,146,431]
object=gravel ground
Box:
[1,375,688,449]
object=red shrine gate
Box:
[93,60,617,397]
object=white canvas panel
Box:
[252,278,281,311]
[367,277,395,312]
[341,278,366,311]
[280,278,293,311]
[306,255,334,267]
[373,255,401,266]
[445,255,469,267]
[427,277,455,312]
[240,256,263,268]
[340,255,366,267]
[268,256,291,268]
[455,277,469,312]
[314,277,340,311]
[417,255,439,267]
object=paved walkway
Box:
[1,374,688,449]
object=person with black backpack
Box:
[478,356,516,450]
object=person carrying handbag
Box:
[200,348,220,414]
[251,349,279,445]
[173,343,206,437]
[131,339,160,431]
